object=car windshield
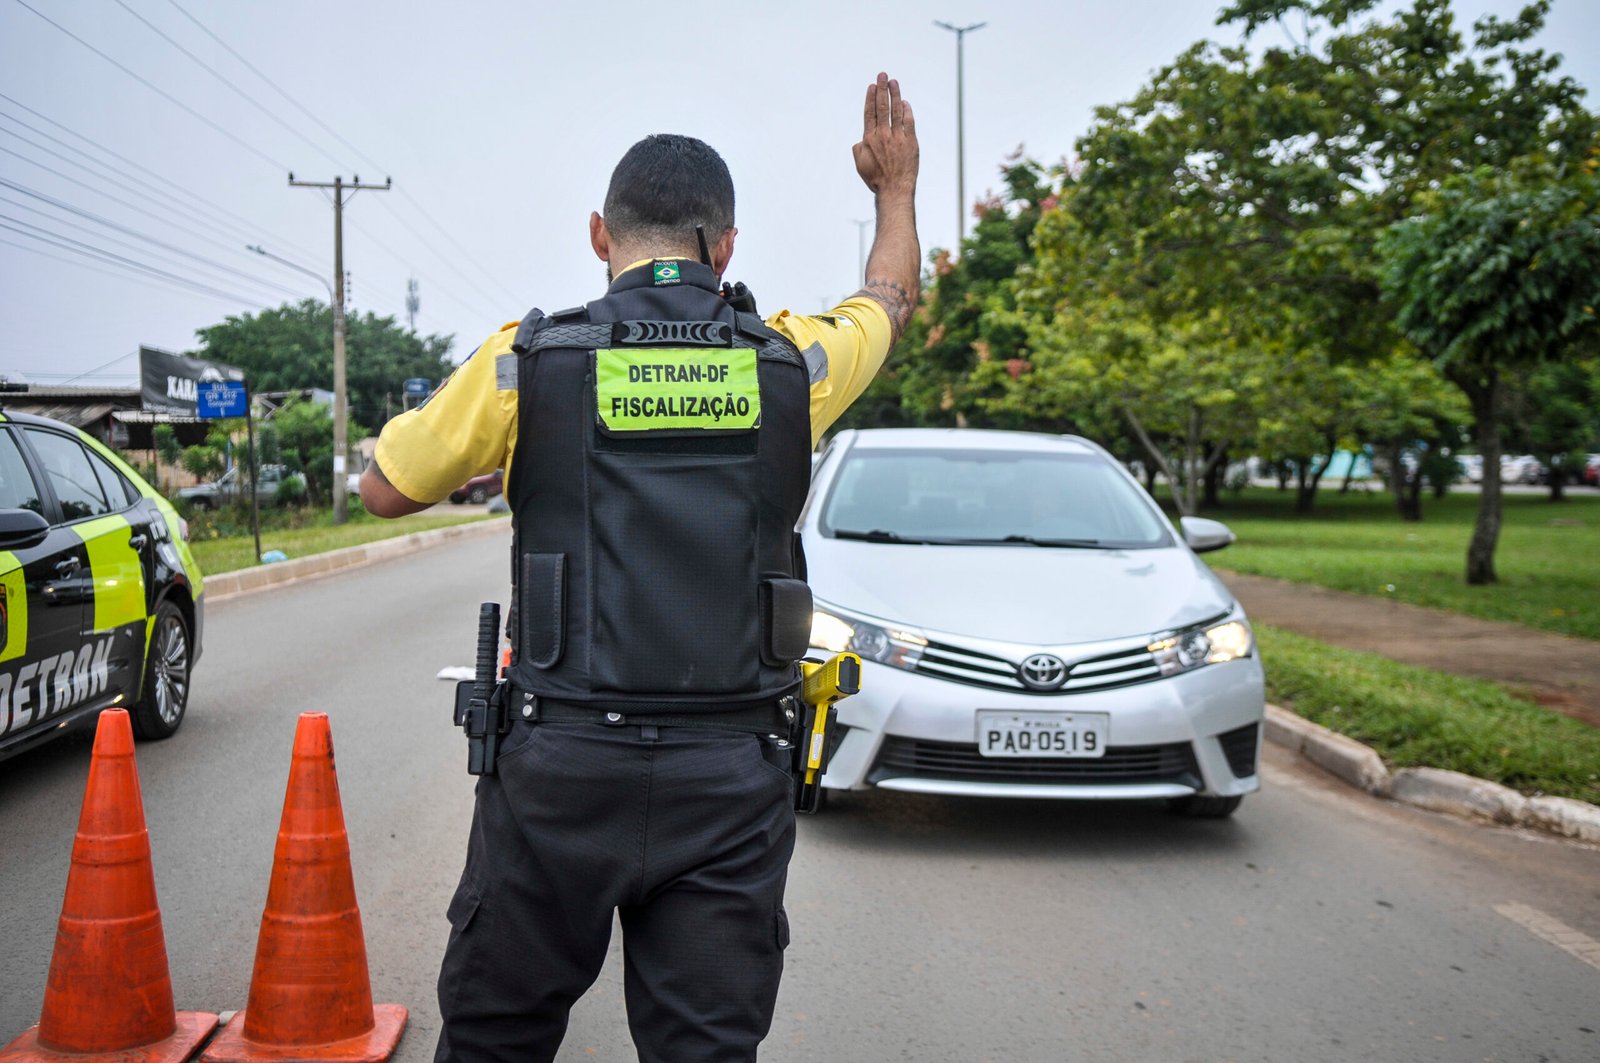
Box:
[820,447,1171,549]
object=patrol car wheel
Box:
[131,601,190,740]
[468,484,489,504]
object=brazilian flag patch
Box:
[651,260,681,286]
[596,348,761,432]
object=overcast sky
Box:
[2,0,1595,388]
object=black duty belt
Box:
[514,692,795,736]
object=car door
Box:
[0,426,94,753]
[19,426,149,721]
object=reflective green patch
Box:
[0,557,26,664]
[73,515,147,634]
[595,348,761,432]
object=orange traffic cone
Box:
[1,709,217,1062]
[200,713,406,1062]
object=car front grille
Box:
[1217,723,1259,778]
[867,736,1202,788]
[914,639,1163,695]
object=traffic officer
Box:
[361,72,919,1062]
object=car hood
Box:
[803,536,1238,645]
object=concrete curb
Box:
[200,517,510,602]
[1264,704,1600,844]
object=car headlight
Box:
[1149,619,1254,676]
[810,605,928,672]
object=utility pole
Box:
[934,20,986,248]
[406,277,420,333]
[288,172,390,524]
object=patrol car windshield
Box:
[819,448,1172,549]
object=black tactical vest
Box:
[504,261,814,714]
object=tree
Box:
[1503,357,1600,501]
[268,398,362,507]
[192,299,454,429]
[832,157,1055,435]
[1027,0,1595,533]
[180,444,223,483]
[1379,164,1600,582]
[1344,352,1468,520]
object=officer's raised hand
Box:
[850,72,921,346]
[853,72,919,197]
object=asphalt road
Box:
[2,532,1597,1062]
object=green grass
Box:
[1260,624,1600,803]
[186,506,500,576]
[1201,486,1600,639]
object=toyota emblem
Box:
[1018,653,1068,690]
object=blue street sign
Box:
[195,380,248,419]
[403,377,431,396]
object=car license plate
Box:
[976,711,1108,758]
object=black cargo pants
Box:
[434,719,797,1062]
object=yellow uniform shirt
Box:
[374,264,892,504]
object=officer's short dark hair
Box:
[603,134,735,248]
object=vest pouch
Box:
[518,552,566,669]
[590,449,761,695]
[760,578,813,666]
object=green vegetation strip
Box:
[189,509,497,576]
[1259,624,1600,804]
[1211,487,1600,640]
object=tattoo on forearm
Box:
[853,279,917,346]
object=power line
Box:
[110,0,352,173]
[0,234,241,306]
[0,119,288,263]
[0,220,266,305]
[0,192,306,301]
[344,213,502,323]
[161,0,523,311]
[0,92,323,266]
[393,189,524,306]
[8,0,289,171]
[164,0,382,171]
[0,175,307,299]
[59,351,138,386]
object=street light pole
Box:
[850,218,872,286]
[934,20,986,248]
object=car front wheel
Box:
[1166,794,1242,818]
[468,485,488,504]
[131,600,190,740]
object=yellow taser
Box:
[795,652,861,812]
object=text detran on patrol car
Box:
[0,637,115,737]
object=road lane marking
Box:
[1494,902,1600,972]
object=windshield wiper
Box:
[986,534,1105,548]
[831,528,929,543]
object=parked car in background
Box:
[1458,454,1484,483]
[1500,455,1543,484]
[1584,455,1600,487]
[449,469,503,504]
[804,429,1265,817]
[177,463,289,508]
[1,408,205,760]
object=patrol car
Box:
[0,407,203,761]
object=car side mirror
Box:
[0,508,50,550]
[1180,516,1235,554]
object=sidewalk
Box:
[1217,570,1600,729]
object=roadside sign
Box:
[196,380,248,419]
[403,378,431,396]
